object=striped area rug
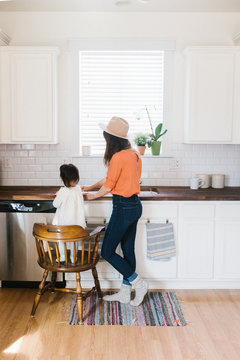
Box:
[69,291,187,326]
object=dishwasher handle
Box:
[0,201,55,213]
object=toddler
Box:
[52,164,86,262]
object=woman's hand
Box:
[84,185,111,201]
[81,178,106,193]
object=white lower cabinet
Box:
[66,200,240,289]
[214,203,240,279]
[178,203,215,279]
[135,202,178,280]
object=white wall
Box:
[0,12,240,186]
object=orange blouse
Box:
[104,149,142,198]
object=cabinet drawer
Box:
[216,203,240,220]
[180,203,215,218]
[142,202,178,219]
[84,201,112,219]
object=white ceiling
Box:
[0,0,240,12]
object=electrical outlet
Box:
[169,159,181,170]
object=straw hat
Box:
[99,117,129,139]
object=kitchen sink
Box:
[84,187,159,197]
[140,186,159,193]
[139,191,158,196]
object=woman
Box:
[83,116,148,306]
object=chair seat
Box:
[38,250,100,272]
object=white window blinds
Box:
[79,51,164,155]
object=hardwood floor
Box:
[0,288,240,360]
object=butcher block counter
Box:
[0,186,240,201]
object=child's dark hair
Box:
[60,164,79,187]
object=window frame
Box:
[69,38,175,157]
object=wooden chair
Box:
[31,223,104,324]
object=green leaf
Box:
[159,129,168,138]
[155,123,163,140]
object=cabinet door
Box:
[233,49,240,143]
[178,203,215,279]
[184,47,239,144]
[135,202,178,279]
[214,203,240,279]
[0,47,59,144]
[135,218,177,279]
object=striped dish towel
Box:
[146,222,176,261]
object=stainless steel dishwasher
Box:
[0,200,64,286]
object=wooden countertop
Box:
[0,186,240,201]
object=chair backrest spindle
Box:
[33,223,104,271]
[47,242,53,265]
[55,243,60,265]
[81,239,85,265]
[64,243,68,266]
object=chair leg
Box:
[76,272,83,324]
[50,271,57,292]
[92,267,102,299]
[31,270,48,317]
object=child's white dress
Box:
[52,185,86,262]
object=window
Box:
[70,39,175,156]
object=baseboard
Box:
[66,279,240,290]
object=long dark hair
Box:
[60,164,79,187]
[103,131,131,166]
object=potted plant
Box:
[147,123,167,155]
[144,106,167,156]
[134,133,148,155]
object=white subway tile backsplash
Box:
[1,151,14,157]
[10,157,21,165]
[13,179,28,185]
[43,151,57,157]
[48,158,61,165]
[6,144,21,150]
[0,172,9,179]
[21,144,35,150]
[28,151,42,157]
[0,142,239,186]
[1,179,14,185]
[41,179,59,186]
[151,172,163,179]
[20,158,35,165]
[36,144,49,150]
[14,151,28,157]
[42,164,58,172]
[8,171,23,178]
[23,172,37,179]
[35,157,49,165]
[28,179,42,186]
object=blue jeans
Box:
[101,194,142,281]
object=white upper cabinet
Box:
[184,46,240,144]
[0,47,59,144]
